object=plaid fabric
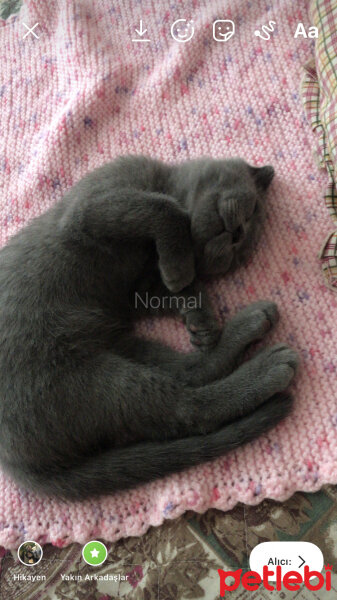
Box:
[301,0,337,290]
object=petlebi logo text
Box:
[218,564,332,596]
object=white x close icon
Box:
[22,22,40,39]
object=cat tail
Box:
[21,392,292,500]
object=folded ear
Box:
[250,165,275,190]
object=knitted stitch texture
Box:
[0,0,336,550]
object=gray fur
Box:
[0,155,298,500]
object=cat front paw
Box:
[185,310,221,350]
[159,251,195,293]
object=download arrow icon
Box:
[135,20,147,37]
[132,20,150,42]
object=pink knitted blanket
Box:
[0,0,336,550]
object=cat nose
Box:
[232,225,244,244]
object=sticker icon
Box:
[213,20,235,42]
[82,540,108,566]
[171,19,194,43]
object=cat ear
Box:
[250,165,275,190]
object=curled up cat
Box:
[0,155,299,500]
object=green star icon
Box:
[82,540,108,566]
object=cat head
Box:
[185,157,274,278]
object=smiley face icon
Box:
[171,19,194,43]
[213,20,235,42]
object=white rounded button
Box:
[250,541,324,580]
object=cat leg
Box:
[133,276,221,348]
[20,392,292,500]
[116,300,281,385]
[75,336,298,446]
[59,189,195,292]
[177,280,221,349]
[7,342,297,500]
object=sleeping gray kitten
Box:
[0,155,299,500]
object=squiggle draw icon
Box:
[254,20,276,40]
